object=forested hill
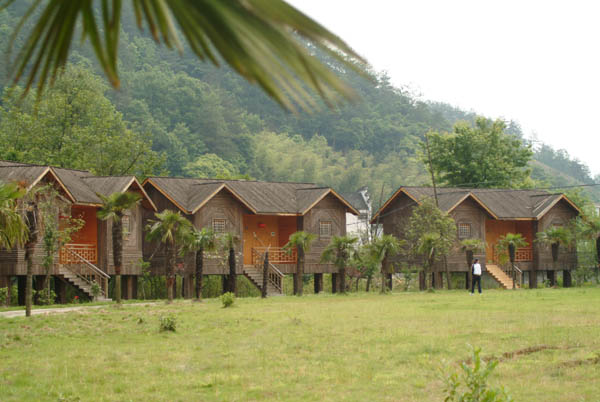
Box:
[1,2,598,202]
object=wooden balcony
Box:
[59,243,97,264]
[492,246,532,263]
[251,247,296,265]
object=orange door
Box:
[242,215,278,265]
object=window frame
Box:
[122,214,132,242]
[212,218,227,234]
[319,220,332,239]
[457,222,472,239]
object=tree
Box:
[460,238,485,291]
[4,0,367,112]
[22,195,40,317]
[220,233,240,296]
[580,216,600,268]
[145,210,192,303]
[367,234,402,293]
[97,192,141,303]
[182,227,216,301]
[183,154,239,179]
[321,235,358,294]
[536,226,571,265]
[405,200,456,290]
[497,233,528,265]
[425,117,533,188]
[283,231,317,296]
[0,182,28,251]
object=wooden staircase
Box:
[486,264,520,289]
[58,267,111,301]
[58,247,111,301]
[243,264,284,296]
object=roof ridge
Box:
[148,175,317,185]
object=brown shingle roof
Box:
[372,186,580,222]
[144,177,358,215]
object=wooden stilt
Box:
[222,275,228,294]
[529,270,538,288]
[331,273,338,293]
[54,279,66,304]
[314,273,323,294]
[547,270,556,287]
[465,272,469,290]
[563,270,572,287]
[132,276,138,299]
[419,271,426,290]
[292,273,298,295]
[387,273,393,291]
[18,276,26,306]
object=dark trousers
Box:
[471,275,482,293]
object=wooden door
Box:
[242,215,278,265]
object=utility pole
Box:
[424,131,439,207]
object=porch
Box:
[242,214,298,266]
[485,219,534,264]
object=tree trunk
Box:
[166,242,175,303]
[443,256,451,290]
[595,236,600,268]
[366,274,372,292]
[331,273,338,293]
[112,214,123,303]
[24,208,37,317]
[466,250,473,292]
[262,251,268,298]
[551,243,559,263]
[508,244,516,264]
[380,254,387,293]
[296,247,304,296]
[228,247,236,295]
[339,267,346,294]
[195,249,204,300]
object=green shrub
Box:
[36,288,56,305]
[221,292,235,308]
[444,346,512,402]
[90,281,101,299]
[0,287,9,306]
[159,315,177,332]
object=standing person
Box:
[471,258,482,294]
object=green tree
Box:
[97,192,141,303]
[580,216,600,268]
[367,234,402,293]
[460,238,485,290]
[497,233,528,266]
[0,65,164,176]
[426,117,533,188]
[182,227,216,301]
[183,154,238,179]
[405,200,456,290]
[5,0,367,112]
[0,182,28,250]
[283,231,317,296]
[321,235,358,294]
[220,233,240,296]
[145,210,192,303]
[536,226,571,264]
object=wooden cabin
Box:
[0,161,156,303]
[142,177,359,295]
[371,186,581,289]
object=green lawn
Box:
[1,289,599,401]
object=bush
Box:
[221,292,235,308]
[444,346,512,402]
[90,281,101,299]
[36,288,56,305]
[159,315,177,332]
[0,287,9,306]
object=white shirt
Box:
[473,263,482,276]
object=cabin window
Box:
[212,218,227,233]
[457,223,471,239]
[122,215,131,241]
[320,221,332,238]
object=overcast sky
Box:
[288,0,600,176]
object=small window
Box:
[458,223,471,239]
[319,221,332,238]
[122,215,131,241]
[212,218,226,233]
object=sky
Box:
[288,0,600,176]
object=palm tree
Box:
[283,231,317,296]
[460,238,485,291]
[0,182,28,250]
[4,1,367,112]
[321,235,358,294]
[97,192,141,303]
[145,210,192,303]
[182,227,216,301]
[536,226,570,264]
[497,233,528,265]
[367,235,402,293]
[220,233,240,296]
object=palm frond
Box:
[3,0,369,112]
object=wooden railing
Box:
[61,247,110,298]
[60,243,97,264]
[252,248,285,293]
[251,247,296,265]
[492,246,533,262]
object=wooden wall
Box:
[100,203,145,275]
[537,199,578,270]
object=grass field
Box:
[1,288,599,401]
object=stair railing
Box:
[252,247,284,293]
[512,264,523,289]
[62,247,110,297]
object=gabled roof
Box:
[371,186,581,223]
[0,160,156,210]
[143,177,359,216]
[340,190,369,212]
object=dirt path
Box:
[0,302,159,318]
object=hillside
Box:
[0,2,598,202]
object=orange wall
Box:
[70,206,98,245]
[485,219,534,261]
[242,215,297,265]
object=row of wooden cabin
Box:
[0,160,582,303]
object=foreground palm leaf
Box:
[2,0,368,112]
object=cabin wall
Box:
[445,198,488,271]
[302,194,347,274]
[379,194,418,269]
[538,200,578,270]
[102,203,144,275]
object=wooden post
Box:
[126,276,134,300]
[528,270,536,289]
[331,273,338,293]
[465,272,469,290]
[547,270,556,287]
[531,221,539,288]
[54,279,66,304]
[419,271,426,291]
[262,251,268,298]
[222,275,228,294]
[17,276,26,306]
[132,276,138,299]
[314,273,323,294]
[563,270,572,288]
[103,277,109,298]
